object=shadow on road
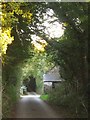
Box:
[10,92,60,118]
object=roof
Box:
[43,66,62,82]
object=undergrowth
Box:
[43,82,88,117]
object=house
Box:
[43,66,64,93]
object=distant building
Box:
[43,66,64,93]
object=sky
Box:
[42,8,64,38]
[31,8,64,51]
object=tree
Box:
[46,2,88,90]
[1,2,52,117]
[44,2,88,114]
[2,2,88,117]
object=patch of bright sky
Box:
[44,21,64,38]
[32,8,64,40]
[31,8,64,51]
[42,8,64,38]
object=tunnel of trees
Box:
[0,2,88,118]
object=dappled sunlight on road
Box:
[20,93,40,98]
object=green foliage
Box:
[2,64,22,117]
[48,83,88,117]
[40,94,49,101]
[2,84,20,118]
[2,2,51,117]
[45,3,88,117]
[2,2,88,118]
[6,85,19,103]
[18,52,54,94]
[46,2,88,92]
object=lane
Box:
[11,92,60,118]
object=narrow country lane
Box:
[10,92,61,118]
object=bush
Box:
[2,84,20,118]
[48,82,88,116]
[40,94,49,101]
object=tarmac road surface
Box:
[11,92,61,118]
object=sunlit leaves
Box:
[20,52,54,80]
[31,36,48,52]
[32,41,47,52]
[22,12,32,23]
[0,28,14,56]
[2,3,32,28]
[1,2,32,59]
[63,22,69,27]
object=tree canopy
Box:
[1,2,88,117]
